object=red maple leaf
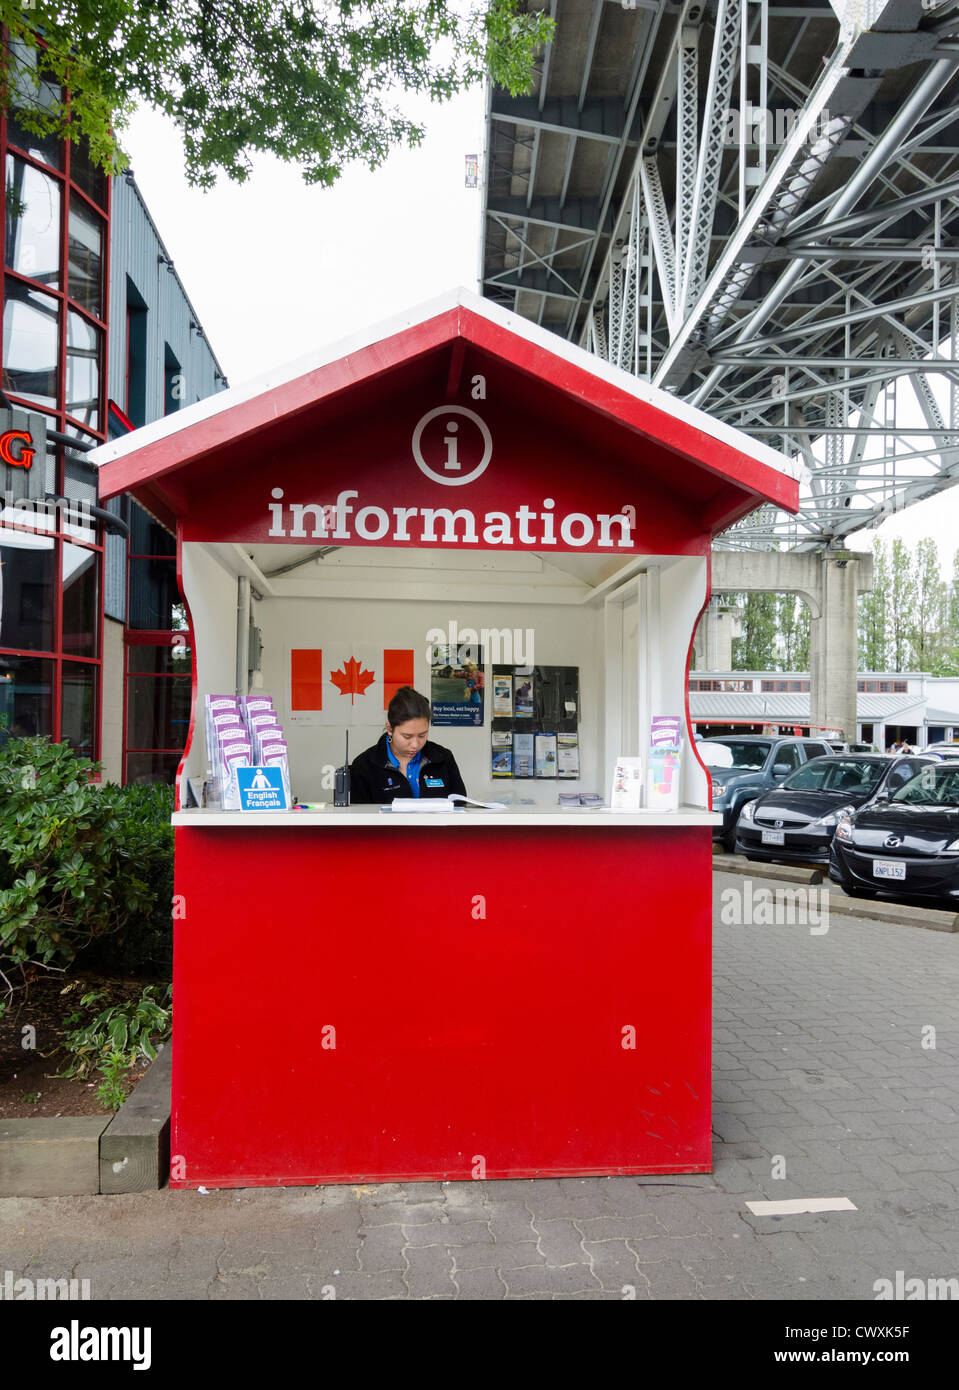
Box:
[330,656,376,704]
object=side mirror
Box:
[773,763,791,777]
[873,789,890,803]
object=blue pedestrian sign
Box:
[235,765,289,811]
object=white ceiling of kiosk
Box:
[242,543,653,594]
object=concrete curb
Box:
[712,859,959,932]
[99,1044,171,1195]
[0,1047,172,1199]
[825,890,959,933]
[712,854,823,885]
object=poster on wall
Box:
[429,643,485,726]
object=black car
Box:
[735,754,934,866]
[829,761,959,902]
[698,734,833,851]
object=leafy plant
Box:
[0,739,173,1003]
[59,984,172,1097]
[0,0,554,187]
[95,1050,133,1113]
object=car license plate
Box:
[873,860,906,881]
[761,830,785,845]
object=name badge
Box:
[424,777,445,788]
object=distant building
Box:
[1,36,227,782]
[689,671,959,749]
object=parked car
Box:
[847,742,879,753]
[925,742,959,759]
[698,734,833,851]
[829,761,959,903]
[827,741,849,754]
[735,754,935,866]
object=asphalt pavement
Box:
[2,870,957,1300]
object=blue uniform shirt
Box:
[386,741,423,797]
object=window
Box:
[689,678,754,692]
[164,343,181,415]
[0,652,54,743]
[774,744,802,773]
[801,741,828,761]
[67,195,104,318]
[4,39,63,169]
[2,278,59,408]
[123,502,191,784]
[62,541,99,657]
[0,536,56,651]
[125,280,148,427]
[857,679,908,693]
[5,154,61,288]
[760,679,809,692]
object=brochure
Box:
[535,732,558,778]
[610,756,644,811]
[513,733,534,777]
[558,791,605,808]
[513,673,534,718]
[492,674,513,715]
[647,715,683,812]
[557,732,579,778]
[491,729,512,777]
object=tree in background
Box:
[731,591,779,670]
[777,593,810,670]
[910,537,946,674]
[0,1,554,185]
[945,549,959,676]
[857,537,889,672]
[887,538,916,672]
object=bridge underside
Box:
[481,0,959,551]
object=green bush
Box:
[0,738,174,1001]
[59,983,173,1111]
[80,784,175,977]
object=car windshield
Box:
[782,758,884,794]
[701,740,772,771]
[891,765,959,806]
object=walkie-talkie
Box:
[334,730,350,806]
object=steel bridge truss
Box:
[482,0,959,550]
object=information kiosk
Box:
[92,290,799,1188]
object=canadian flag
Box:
[290,646,416,725]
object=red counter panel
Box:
[171,824,712,1187]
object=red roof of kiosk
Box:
[92,289,799,549]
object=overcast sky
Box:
[122,98,959,572]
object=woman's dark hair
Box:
[387,686,431,728]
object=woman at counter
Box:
[350,686,467,804]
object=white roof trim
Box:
[87,287,799,482]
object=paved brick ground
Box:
[2,871,957,1300]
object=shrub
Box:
[0,738,173,1002]
[79,784,175,978]
[59,983,173,1111]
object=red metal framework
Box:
[0,38,110,758]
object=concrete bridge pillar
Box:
[709,548,873,741]
[809,552,866,740]
[693,597,742,670]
